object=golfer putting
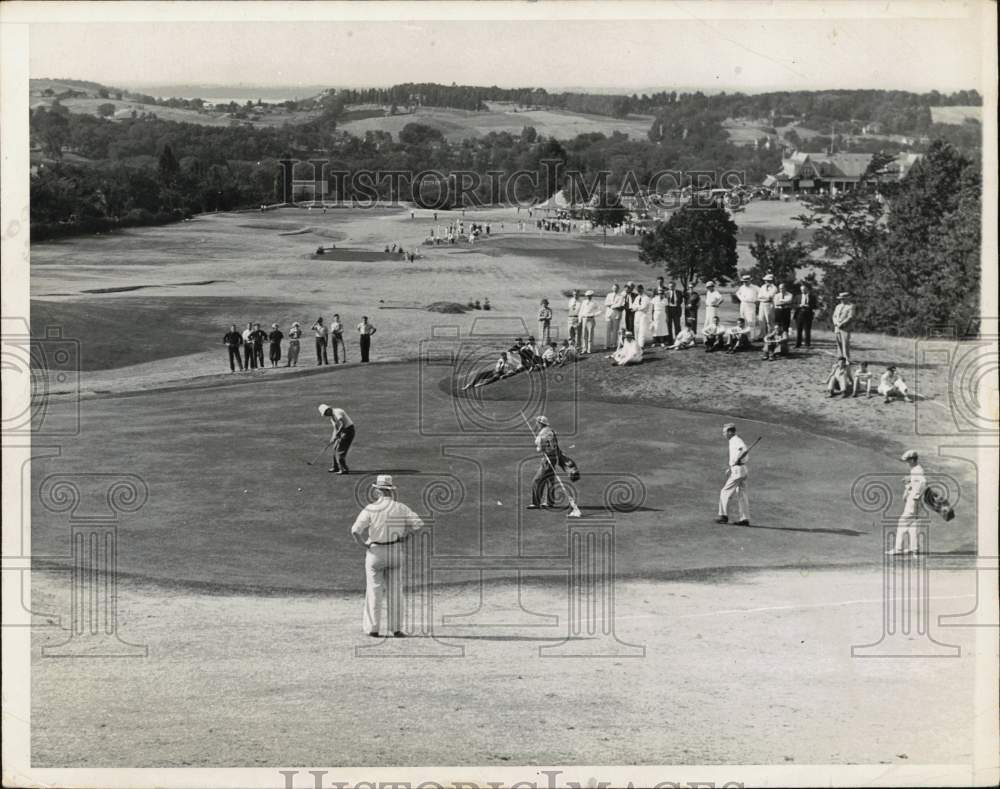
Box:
[315,404,355,474]
[523,414,582,517]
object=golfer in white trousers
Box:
[351,475,425,637]
[717,423,750,526]
[888,450,926,555]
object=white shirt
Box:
[328,407,353,435]
[604,290,625,319]
[578,299,602,319]
[242,328,253,344]
[774,291,793,308]
[567,298,582,319]
[757,284,778,303]
[905,464,926,501]
[705,290,724,308]
[313,323,328,339]
[357,322,376,335]
[351,497,423,544]
[728,434,748,478]
[736,284,758,304]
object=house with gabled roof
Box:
[762,151,922,195]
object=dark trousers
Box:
[531,456,558,506]
[704,335,724,352]
[666,306,682,337]
[624,309,635,333]
[686,308,698,330]
[243,344,256,369]
[360,334,372,362]
[269,342,281,364]
[253,344,264,367]
[331,333,346,363]
[227,346,243,371]
[795,309,813,347]
[315,337,328,364]
[775,308,791,334]
[332,424,355,471]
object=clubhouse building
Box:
[764,151,923,195]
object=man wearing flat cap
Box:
[888,451,926,555]
[578,290,602,354]
[717,423,750,526]
[351,475,425,636]
[832,292,855,362]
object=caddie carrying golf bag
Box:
[558,451,581,482]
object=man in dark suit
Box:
[665,281,683,337]
[223,325,243,372]
[794,283,818,348]
[622,282,637,334]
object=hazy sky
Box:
[24,3,988,93]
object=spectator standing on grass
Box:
[756,274,778,341]
[223,325,244,372]
[794,282,818,348]
[286,322,301,367]
[703,281,724,331]
[268,323,283,367]
[566,290,582,350]
[703,316,725,352]
[622,282,637,334]
[312,317,329,365]
[650,288,669,347]
[832,292,855,362]
[604,283,625,350]
[250,323,268,369]
[537,299,552,344]
[685,287,701,330]
[632,285,653,347]
[773,282,793,334]
[735,275,758,339]
[579,290,602,354]
[330,313,347,364]
[664,281,683,338]
[242,322,256,370]
[357,316,377,363]
[878,365,913,404]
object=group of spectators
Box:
[462,336,580,390]
[826,359,913,403]
[222,314,378,372]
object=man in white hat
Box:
[702,280,724,332]
[566,290,582,350]
[578,290,602,354]
[318,404,355,474]
[717,423,750,526]
[831,291,855,362]
[351,475,425,636]
[735,275,758,339]
[528,416,560,509]
[604,283,626,350]
[888,451,926,555]
[756,273,778,341]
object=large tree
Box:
[588,191,629,246]
[747,230,810,285]
[639,205,738,291]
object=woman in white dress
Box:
[610,331,643,365]
[632,285,652,347]
[650,287,669,347]
[703,280,725,331]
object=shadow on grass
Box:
[743,523,867,537]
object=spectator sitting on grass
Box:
[761,326,788,360]
[725,318,752,354]
[519,336,543,372]
[826,356,853,397]
[557,339,578,366]
[463,351,517,390]
[852,361,873,398]
[703,316,725,352]
[878,365,913,404]
[541,341,558,367]
[610,330,643,366]
[667,321,697,350]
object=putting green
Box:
[31,360,975,593]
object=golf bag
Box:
[558,451,581,482]
[923,486,956,522]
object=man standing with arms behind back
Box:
[717,422,750,526]
[794,282,818,348]
[350,475,425,637]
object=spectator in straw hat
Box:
[831,291,855,362]
[756,273,778,340]
[351,474,425,636]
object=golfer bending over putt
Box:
[319,403,355,474]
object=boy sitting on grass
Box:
[852,361,873,397]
